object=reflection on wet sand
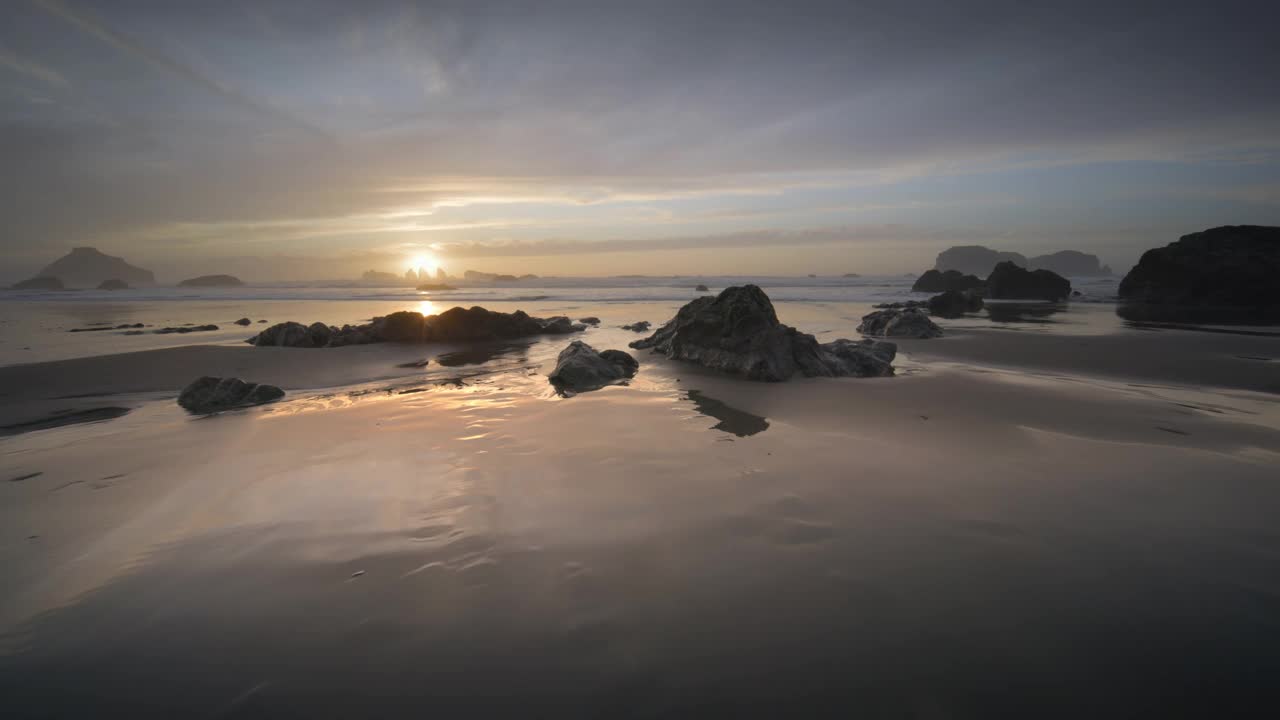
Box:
[686,389,769,437]
[984,302,1065,324]
[435,342,532,367]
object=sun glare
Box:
[407,253,436,274]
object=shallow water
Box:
[3,279,1280,717]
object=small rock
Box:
[857,308,943,338]
[549,341,639,393]
[153,324,219,335]
[622,321,651,332]
[177,376,285,414]
[695,284,710,292]
[578,317,601,325]
[234,317,252,326]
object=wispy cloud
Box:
[0,44,68,89]
[32,0,329,137]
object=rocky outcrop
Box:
[234,317,252,326]
[873,300,929,310]
[629,285,896,381]
[927,289,984,318]
[249,321,336,347]
[10,276,64,290]
[38,247,154,287]
[695,284,710,292]
[178,274,244,287]
[986,261,1071,301]
[578,317,600,325]
[97,278,130,290]
[857,308,943,338]
[935,246,1028,277]
[178,376,284,414]
[548,341,639,393]
[1028,250,1110,276]
[911,269,984,293]
[1117,226,1280,321]
[153,324,219,334]
[622,321,651,332]
[248,307,584,348]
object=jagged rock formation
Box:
[38,247,155,287]
[178,275,244,287]
[178,377,284,414]
[857,308,943,338]
[248,306,584,348]
[629,285,896,381]
[548,341,639,393]
[1118,226,1280,321]
[935,246,1028,276]
[1028,250,1110,276]
[912,269,984,293]
[986,261,1071,301]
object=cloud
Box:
[2,0,1279,275]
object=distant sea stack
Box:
[10,276,64,290]
[1027,250,1110,276]
[934,246,1028,277]
[38,247,154,287]
[178,274,244,288]
[1118,225,1280,322]
[934,245,1109,277]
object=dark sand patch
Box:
[1,407,131,437]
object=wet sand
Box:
[2,303,1280,717]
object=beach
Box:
[2,284,1279,717]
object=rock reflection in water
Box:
[435,342,532,367]
[686,389,769,437]
[985,302,1064,324]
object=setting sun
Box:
[407,252,436,274]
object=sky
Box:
[2,0,1279,281]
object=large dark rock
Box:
[927,289,984,318]
[38,247,154,287]
[548,341,639,393]
[630,285,895,381]
[1028,250,1110,276]
[911,269,984,293]
[97,278,130,290]
[1117,226,1280,321]
[10,276,64,290]
[935,246,1027,277]
[178,274,244,287]
[248,306,584,347]
[177,376,284,414]
[857,308,943,338]
[986,261,1071,301]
